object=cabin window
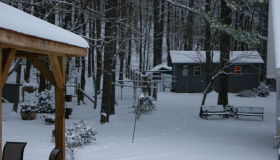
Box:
[183,69,188,76]
[235,66,241,76]
[194,66,201,76]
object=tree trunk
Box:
[205,0,212,93]
[39,58,48,93]
[94,0,103,109]
[81,57,86,102]
[101,0,117,123]
[24,59,31,82]
[13,63,21,113]
[184,0,194,50]
[153,0,163,67]
[126,2,132,79]
[217,0,232,106]
[119,52,125,82]
[139,2,143,72]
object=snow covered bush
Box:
[51,119,97,148]
[130,96,156,120]
[36,90,54,113]
[236,90,256,97]
[254,82,269,97]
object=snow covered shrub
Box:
[51,119,97,148]
[236,90,256,97]
[130,96,156,120]
[225,105,237,117]
[36,90,54,113]
[254,82,269,97]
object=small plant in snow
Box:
[130,96,156,120]
[36,90,54,114]
[66,145,80,160]
[254,82,269,97]
[51,119,97,148]
[21,101,36,114]
[236,90,256,97]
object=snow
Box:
[272,0,280,68]
[0,2,89,48]
[2,75,277,160]
[145,63,172,75]
[170,50,264,64]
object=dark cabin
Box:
[168,50,264,93]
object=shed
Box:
[267,0,280,135]
[0,2,88,160]
[169,50,264,93]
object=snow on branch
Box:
[166,0,267,46]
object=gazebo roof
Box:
[0,2,88,57]
[0,2,88,159]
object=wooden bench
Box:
[236,106,264,120]
[201,105,229,120]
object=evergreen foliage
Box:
[255,82,269,97]
[36,90,54,114]
[130,96,156,120]
[51,119,97,148]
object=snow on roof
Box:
[144,63,172,76]
[0,2,89,48]
[170,50,264,64]
[150,63,172,72]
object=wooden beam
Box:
[49,55,63,89]
[54,56,65,160]
[0,29,87,57]
[26,57,56,86]
[0,47,3,160]
[16,52,48,58]
[1,48,16,87]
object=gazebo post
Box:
[0,47,2,160]
[0,47,16,160]
[49,55,65,160]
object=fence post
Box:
[77,83,80,105]
[148,79,151,96]
[153,81,157,100]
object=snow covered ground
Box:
[2,80,278,160]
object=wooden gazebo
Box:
[0,2,88,160]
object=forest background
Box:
[1,0,269,122]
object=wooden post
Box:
[139,74,141,86]
[50,55,65,160]
[148,79,151,96]
[75,77,78,95]
[0,47,16,160]
[0,47,2,160]
[153,81,157,100]
[142,76,148,93]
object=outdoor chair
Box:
[2,141,27,160]
[49,148,61,160]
